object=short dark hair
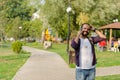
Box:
[80,23,91,29]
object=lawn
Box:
[0,46,13,56]
[0,46,30,80]
[96,75,120,80]
[96,50,120,67]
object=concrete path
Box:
[12,46,75,80]
[12,46,120,80]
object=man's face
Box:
[81,24,91,36]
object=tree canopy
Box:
[1,0,120,41]
[39,0,120,39]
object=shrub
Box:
[12,41,23,54]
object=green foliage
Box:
[6,17,22,40]
[1,0,36,40]
[40,0,120,32]
[12,41,23,54]
[4,0,32,21]
[73,0,120,26]
[29,19,43,39]
[40,0,71,40]
[1,0,120,42]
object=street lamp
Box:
[19,26,22,29]
[66,2,72,53]
[113,18,118,38]
[113,18,118,23]
[18,26,22,40]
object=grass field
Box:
[0,46,30,80]
[96,50,120,67]
[96,74,120,80]
[0,46,13,56]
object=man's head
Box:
[80,23,92,37]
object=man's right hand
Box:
[77,31,82,38]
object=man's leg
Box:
[86,68,96,80]
[76,68,86,80]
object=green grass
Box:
[0,46,31,80]
[96,75,120,80]
[96,51,120,67]
[0,47,13,56]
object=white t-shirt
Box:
[77,38,95,69]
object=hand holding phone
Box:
[80,26,83,31]
[91,26,97,32]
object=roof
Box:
[98,22,120,29]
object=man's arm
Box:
[91,27,106,39]
[71,31,82,50]
[91,27,106,44]
[95,30,106,39]
[74,31,81,44]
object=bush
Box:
[12,40,23,54]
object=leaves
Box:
[0,0,36,40]
[1,0,120,41]
[76,12,89,25]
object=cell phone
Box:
[80,27,82,31]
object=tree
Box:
[4,0,33,21]
[28,19,43,40]
[40,0,75,40]
[73,0,120,27]
[76,12,89,25]
[5,17,22,40]
[1,0,36,40]
[0,0,8,41]
[16,0,120,41]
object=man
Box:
[71,23,106,80]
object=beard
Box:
[82,31,89,36]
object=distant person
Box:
[111,38,115,47]
[71,23,106,80]
[118,38,120,51]
[113,39,119,52]
[99,40,106,51]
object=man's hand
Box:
[77,31,82,38]
[75,31,82,44]
[91,26,97,32]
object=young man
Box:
[71,23,106,80]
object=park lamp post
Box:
[113,18,118,23]
[113,18,118,38]
[18,26,22,40]
[66,3,72,53]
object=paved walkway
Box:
[12,46,120,80]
